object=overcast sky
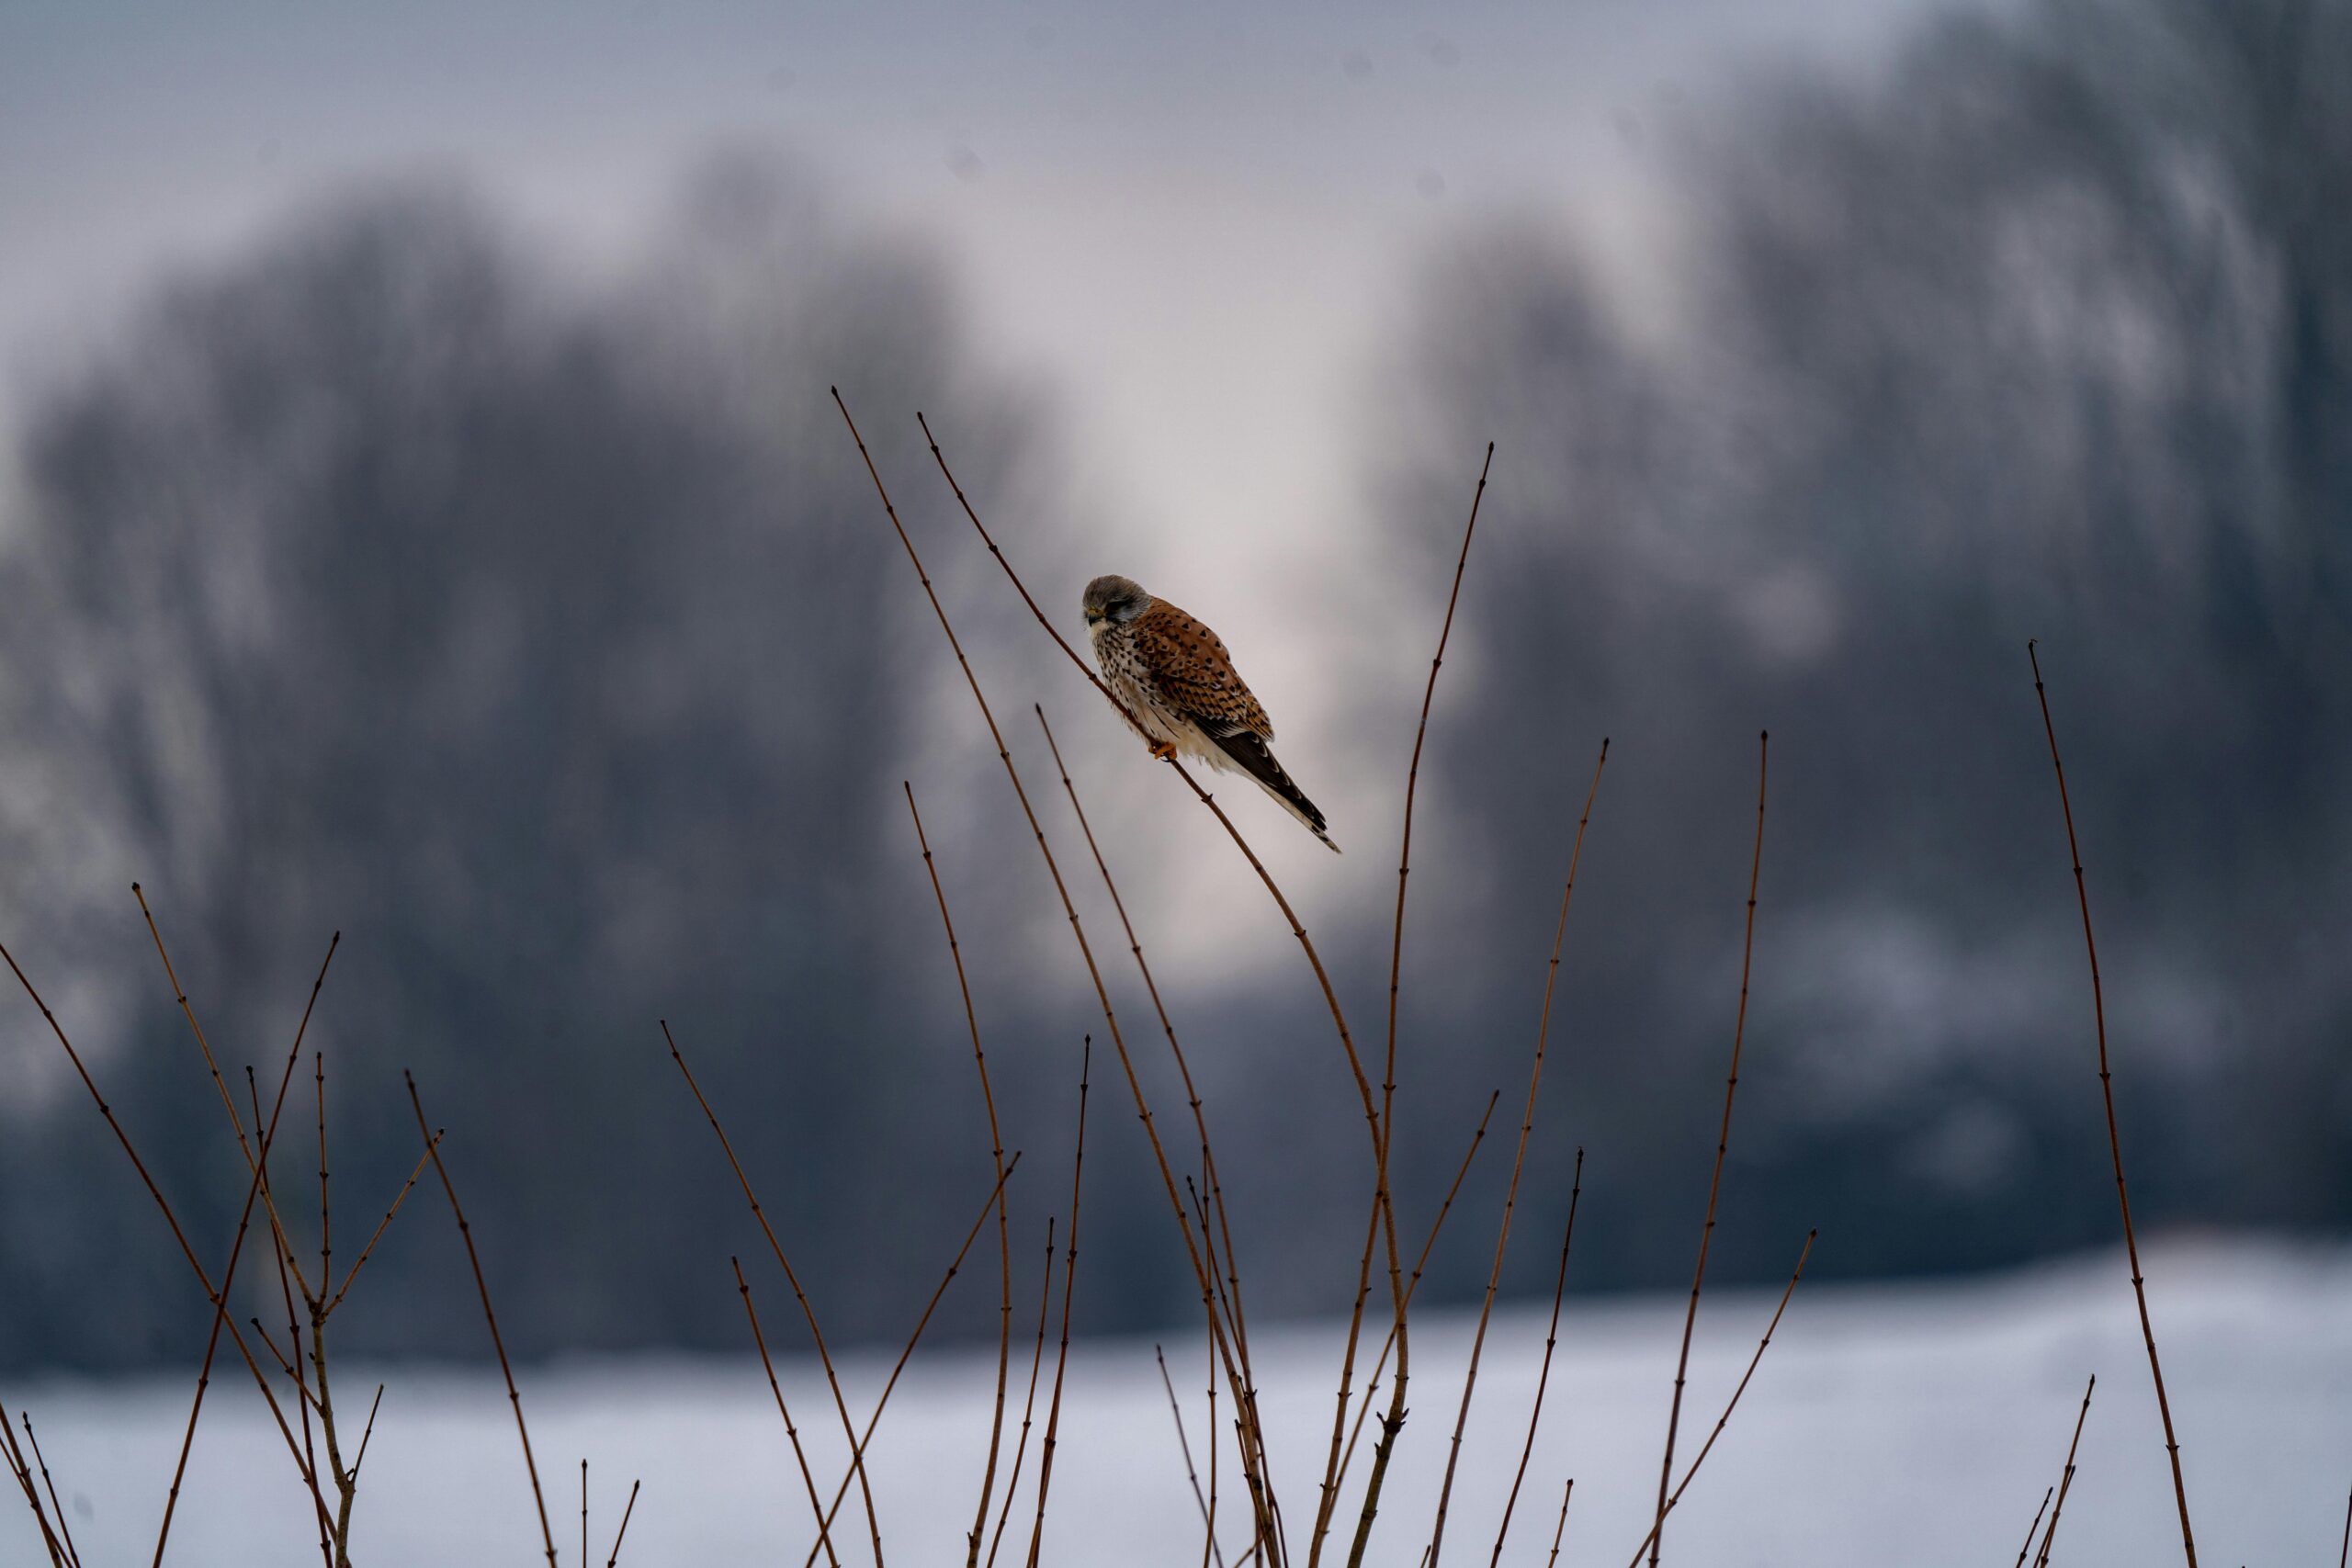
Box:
[0,0,1989,982]
[1,0,1970,545]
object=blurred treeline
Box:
[3,0,2347,1370]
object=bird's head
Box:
[1081,574,1149,628]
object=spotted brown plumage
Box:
[1080,573,1340,852]
[1130,601,1272,739]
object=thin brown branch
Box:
[1205,1247,1220,1568]
[913,401,1430,1567]
[130,891,346,1564]
[158,1034,326,1568]
[243,1059,328,1568]
[606,1480,641,1567]
[2028,640,2197,1565]
[733,1257,840,1568]
[1381,439,1495,1141]
[1621,1229,1815,1568]
[1430,740,1606,1567]
[2,1409,70,1568]
[1183,1166,1269,1553]
[2,939,330,1527]
[18,1415,77,1568]
[901,782,1016,1568]
[245,1320,318,1407]
[985,1218,1057,1568]
[131,886,319,1303]
[404,1071,556,1566]
[262,1103,329,1568]
[1649,730,1769,1567]
[799,1152,1026,1568]
[1159,1345,1228,1568]
[1034,706,1268,1470]
[349,1385,385,1481]
[1489,1148,1586,1567]
[1545,1480,1573,1568]
[1341,440,1494,1568]
[327,1134,443,1316]
[166,933,346,1567]
[1335,1089,1504,1492]
[1025,1039,1091,1568]
[2008,1485,2053,1568]
[2031,1375,2097,1568]
[662,1020,883,1564]
[2340,1487,2350,1568]
[315,1052,331,1303]
[840,391,1282,1558]
[581,1459,588,1568]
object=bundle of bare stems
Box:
[0,400,2227,1567]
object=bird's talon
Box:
[1148,740,1176,761]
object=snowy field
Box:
[11,1239,2352,1565]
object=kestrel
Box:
[1081,573,1340,852]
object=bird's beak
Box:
[1083,609,1102,624]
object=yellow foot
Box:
[1148,740,1177,761]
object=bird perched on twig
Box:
[1080,573,1340,852]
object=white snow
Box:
[11,1238,2352,1566]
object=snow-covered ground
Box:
[12,1239,2352,1565]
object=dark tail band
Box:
[1208,731,1342,852]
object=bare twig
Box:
[733,1258,839,1568]
[246,1067,332,1568]
[159,988,332,1568]
[2008,1486,2053,1568]
[984,1218,1057,1568]
[840,392,1281,1556]
[2028,641,2197,1565]
[1335,1091,1503,1492]
[327,1134,442,1315]
[2,1409,70,1568]
[17,1419,76,1568]
[1205,1240,1220,1568]
[1024,1039,1091,1568]
[246,1321,316,1404]
[1545,1480,1573,1568]
[180,934,356,1568]
[2031,1375,2097,1568]
[1338,442,1495,1568]
[132,887,320,1299]
[663,1021,883,1563]
[1034,706,1275,1516]
[240,1061,329,1568]
[798,1153,1025,1568]
[1649,731,1769,1567]
[1489,1150,1586,1566]
[606,1479,641,1567]
[405,1071,556,1566]
[1621,1230,1815,1568]
[902,783,1016,1568]
[316,1052,331,1298]
[349,1386,385,1481]
[1159,1345,1228,1568]
[18,1415,77,1568]
[2339,1487,2350,1568]
[913,400,1442,1565]
[1430,740,1605,1567]
[5,939,336,1536]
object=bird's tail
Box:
[1208,730,1342,852]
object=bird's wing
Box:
[1132,599,1274,740]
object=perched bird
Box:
[1080,573,1340,852]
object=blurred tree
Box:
[1363,0,2352,1297]
[0,155,1046,1367]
